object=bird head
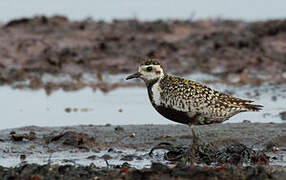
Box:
[126,59,165,83]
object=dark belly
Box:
[152,104,200,125]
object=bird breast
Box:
[150,80,191,112]
[150,81,162,106]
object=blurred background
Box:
[0,0,286,129]
[1,0,286,22]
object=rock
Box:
[120,155,136,161]
[91,147,101,153]
[271,96,277,101]
[49,131,96,148]
[243,120,251,123]
[86,155,98,160]
[280,111,286,120]
[10,131,36,142]
[114,126,124,132]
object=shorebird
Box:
[126,58,263,162]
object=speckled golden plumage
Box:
[127,59,263,125]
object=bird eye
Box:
[146,66,152,72]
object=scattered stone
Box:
[86,155,98,160]
[10,131,36,142]
[49,131,96,148]
[280,111,286,120]
[65,108,71,113]
[243,120,251,123]
[263,113,272,118]
[120,155,137,161]
[265,142,279,152]
[114,126,124,132]
[271,96,277,101]
[91,147,101,153]
[78,146,89,152]
[61,159,76,164]
[108,148,116,153]
[129,133,136,138]
[20,154,26,162]
[121,162,130,168]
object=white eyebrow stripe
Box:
[141,65,161,68]
[139,65,161,71]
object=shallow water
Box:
[0,82,286,130]
[0,0,286,23]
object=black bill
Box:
[126,72,141,80]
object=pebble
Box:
[91,147,101,153]
[243,120,251,123]
[280,111,286,120]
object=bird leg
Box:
[185,124,200,165]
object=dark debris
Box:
[150,142,269,166]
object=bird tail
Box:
[243,103,263,111]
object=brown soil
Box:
[1,16,286,93]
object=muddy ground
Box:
[1,123,286,179]
[0,16,286,93]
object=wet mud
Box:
[1,123,286,179]
[1,16,286,93]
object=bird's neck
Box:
[146,75,167,106]
[145,78,159,88]
[145,74,167,89]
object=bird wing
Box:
[216,93,263,111]
[159,76,262,118]
[159,75,212,112]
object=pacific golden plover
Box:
[126,58,263,162]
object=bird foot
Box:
[182,124,201,166]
